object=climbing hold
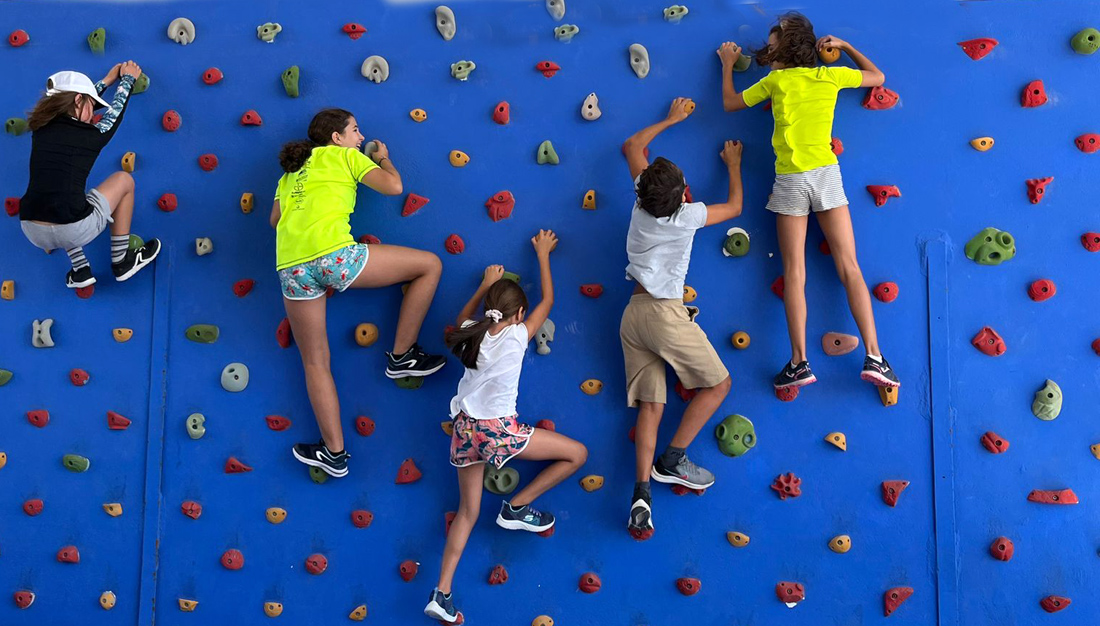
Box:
[281,65,300,98]
[1032,379,1062,420]
[873,282,899,303]
[580,379,603,395]
[554,24,580,42]
[1093,338,1100,355]
[225,456,253,473]
[722,227,750,257]
[100,590,116,610]
[581,93,601,121]
[580,284,603,298]
[14,591,35,609]
[776,582,805,608]
[276,317,293,348]
[819,45,840,64]
[980,431,1009,454]
[1026,176,1053,204]
[342,22,366,39]
[825,432,847,451]
[866,185,901,207]
[32,318,54,348]
[349,509,374,528]
[129,72,150,95]
[157,193,178,212]
[8,30,29,47]
[1021,80,1047,108]
[488,564,509,585]
[201,67,223,85]
[1040,596,1071,613]
[221,549,244,570]
[1082,232,1100,252]
[448,150,470,168]
[62,454,90,472]
[305,553,328,575]
[359,234,381,245]
[829,138,844,156]
[349,605,368,621]
[256,22,282,43]
[863,86,899,110]
[537,140,559,165]
[265,507,286,524]
[238,192,254,214]
[1028,279,1056,302]
[450,60,476,81]
[579,474,604,492]
[23,499,43,516]
[402,193,430,217]
[883,587,914,617]
[989,536,1014,561]
[726,532,749,548]
[535,419,555,431]
[731,331,750,349]
[674,381,698,403]
[410,108,427,123]
[181,500,202,519]
[664,5,689,22]
[715,414,756,457]
[0,452,6,469]
[1075,133,1100,153]
[822,332,859,356]
[582,189,597,210]
[829,535,851,554]
[970,137,994,151]
[5,118,28,136]
[121,151,136,173]
[178,598,198,612]
[355,415,375,436]
[484,466,520,495]
[502,271,521,283]
[964,227,1016,265]
[221,363,249,392]
[161,110,181,132]
[75,284,95,299]
[264,602,282,617]
[546,0,565,19]
[27,409,49,428]
[88,27,106,53]
[879,385,898,406]
[240,110,262,126]
[354,323,379,347]
[265,415,291,431]
[771,276,785,299]
[676,578,701,596]
[103,503,122,517]
[128,234,144,251]
[881,480,910,507]
[629,43,650,78]
[492,101,510,124]
[4,197,18,215]
[361,56,390,83]
[1092,443,1100,460]
[396,376,424,390]
[579,573,602,593]
[485,190,516,222]
[1029,488,1078,504]
[0,369,11,386]
[198,154,218,172]
[167,17,196,45]
[396,458,422,484]
[70,368,90,386]
[775,386,799,402]
[443,232,465,253]
[535,318,555,355]
[536,61,561,78]
[958,37,998,60]
[435,6,456,41]
[185,324,219,343]
[771,473,802,500]
[1072,27,1100,54]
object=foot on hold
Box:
[425,588,458,623]
[773,360,816,389]
[66,266,95,289]
[860,355,900,387]
[496,501,555,532]
[113,239,161,281]
[651,454,715,490]
[292,441,349,478]
[628,494,654,541]
[386,344,446,378]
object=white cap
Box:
[45,71,110,109]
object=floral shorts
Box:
[450,412,534,469]
[278,244,369,300]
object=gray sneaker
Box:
[495,501,555,532]
[651,454,715,490]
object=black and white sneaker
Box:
[861,355,900,388]
[292,440,349,477]
[112,238,161,282]
[496,501,555,532]
[66,266,96,289]
[424,588,458,623]
[386,343,446,379]
[628,495,654,541]
[773,360,817,389]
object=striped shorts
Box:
[765,164,849,217]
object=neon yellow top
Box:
[275,146,378,270]
[742,66,863,174]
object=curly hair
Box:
[278,108,354,172]
[636,157,686,218]
[753,12,817,69]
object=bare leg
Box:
[816,206,880,355]
[93,171,135,236]
[776,215,810,363]
[436,464,484,594]
[283,296,344,452]
[349,244,442,354]
[508,430,588,507]
[634,402,665,482]
[669,376,731,448]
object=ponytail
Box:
[278,107,356,173]
[446,280,529,369]
[278,139,315,172]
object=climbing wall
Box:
[2,0,1097,624]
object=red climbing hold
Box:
[862,86,899,110]
[1021,80,1047,108]
[402,193,430,217]
[224,456,253,474]
[305,553,328,575]
[359,234,381,245]
[883,587,914,616]
[26,410,49,428]
[445,234,465,254]
[492,101,510,125]
[1075,133,1100,153]
[535,419,556,431]
[1040,596,1071,613]
[971,327,1006,357]
[485,190,515,222]
[980,431,1010,454]
[396,458,422,484]
[1027,489,1078,505]
[342,23,367,40]
[240,110,263,126]
[13,591,34,609]
[276,317,293,348]
[355,415,375,437]
[670,485,706,496]
[265,415,291,431]
[23,499,43,516]
[221,549,244,570]
[867,185,901,207]
[771,473,802,500]
[233,279,255,297]
[830,137,844,156]
[75,285,95,299]
[771,276,785,299]
[628,426,636,442]
[4,197,19,216]
[775,386,799,402]
[1027,279,1056,302]
[1093,338,1100,356]
[399,560,419,582]
[683,184,693,203]
[198,154,219,171]
[580,283,604,298]
[162,110,181,132]
[882,480,910,507]
[873,282,899,303]
[444,511,456,536]
[1080,232,1100,252]
[676,578,701,596]
[202,67,223,85]
[536,61,561,78]
[8,30,30,47]
[107,410,131,430]
[989,537,1014,561]
[539,525,555,538]
[578,572,602,593]
[70,368,90,386]
[157,193,178,212]
[351,509,374,528]
[1026,176,1053,204]
[674,381,698,402]
[630,519,654,541]
[488,564,509,585]
[180,500,202,519]
[776,582,805,607]
[958,38,998,60]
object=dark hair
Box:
[636,157,686,218]
[278,108,354,172]
[446,280,529,369]
[27,91,81,131]
[754,12,817,69]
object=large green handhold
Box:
[1032,379,1062,420]
[723,227,750,257]
[282,66,300,98]
[185,324,219,343]
[131,73,150,94]
[483,465,519,495]
[5,118,28,136]
[1071,28,1100,55]
[396,376,424,390]
[63,454,90,472]
[965,227,1016,265]
[88,28,106,53]
[0,369,11,386]
[715,414,756,457]
[537,140,559,165]
[309,466,328,484]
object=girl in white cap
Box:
[18,61,160,289]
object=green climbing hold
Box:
[5,118,28,136]
[257,22,282,43]
[714,414,756,457]
[503,271,521,284]
[537,140,559,165]
[128,234,144,251]
[964,227,1016,266]
[282,66,300,98]
[87,28,106,54]
[396,376,424,390]
[1032,379,1063,421]
[309,466,328,484]
[722,227,750,257]
[1071,28,1100,55]
[185,324,219,343]
[663,5,689,23]
[483,465,520,495]
[63,454,91,473]
[0,370,11,386]
[450,60,476,81]
[733,53,753,72]
[554,24,580,42]
[186,413,206,439]
[131,73,150,95]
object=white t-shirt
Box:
[625,176,707,299]
[449,322,530,420]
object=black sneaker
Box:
[66,266,96,289]
[861,355,900,388]
[112,238,161,282]
[651,454,715,490]
[773,360,817,389]
[496,501,555,532]
[628,495,654,541]
[386,343,446,379]
[424,588,458,623]
[292,440,349,477]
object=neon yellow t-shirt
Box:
[742,66,863,175]
[275,145,378,270]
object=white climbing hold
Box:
[629,43,651,78]
[435,6,456,41]
[167,18,196,45]
[361,56,390,83]
[195,237,213,256]
[581,93,601,121]
[546,0,565,21]
[535,319,556,355]
[32,319,54,348]
[554,24,580,42]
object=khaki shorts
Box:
[620,293,729,407]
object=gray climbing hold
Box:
[629,43,650,78]
[282,66,300,98]
[1032,379,1063,421]
[0,369,12,386]
[221,363,249,392]
[32,319,54,348]
[185,324,219,344]
[62,454,90,473]
[435,6,456,41]
[722,227,750,257]
[537,140,559,165]
[167,17,196,45]
[195,237,213,256]
[257,22,282,43]
[450,60,476,81]
[363,141,380,163]
[581,93,601,121]
[186,413,206,439]
[484,465,520,495]
[131,73,150,94]
[361,56,390,83]
[733,53,753,72]
[546,0,565,20]
[554,24,580,42]
[663,5,689,22]
[88,28,106,54]
[535,319,555,355]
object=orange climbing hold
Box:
[958,37,998,60]
[1026,176,1053,204]
[866,185,901,207]
[580,283,603,298]
[1027,488,1078,505]
[403,193,430,217]
[578,572,601,593]
[990,536,1014,561]
[862,86,899,110]
[883,587,914,616]
[342,23,367,39]
[0,280,12,300]
[265,415,291,431]
[351,509,374,528]
[56,545,80,563]
[485,190,515,222]
[396,458,422,484]
[980,431,1010,454]
[536,61,561,78]
[882,480,910,507]
[224,456,253,473]
[240,110,262,126]
[107,410,131,430]
[1021,80,1047,108]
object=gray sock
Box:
[659,446,686,468]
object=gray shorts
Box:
[21,189,113,252]
[765,164,849,217]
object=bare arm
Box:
[820,36,884,87]
[456,271,497,327]
[269,200,281,229]
[717,43,749,112]
[522,230,558,339]
[359,140,403,195]
[704,141,744,226]
[622,98,694,180]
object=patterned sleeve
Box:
[94,80,107,96]
[94,74,135,135]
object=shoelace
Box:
[522,505,544,520]
[678,455,702,475]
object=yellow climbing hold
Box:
[580,475,604,492]
[726,531,750,548]
[0,452,6,470]
[441,420,454,436]
[410,108,427,122]
[264,601,283,617]
[113,328,133,342]
[121,151,136,173]
[240,192,254,214]
[532,616,554,626]
[683,285,697,303]
[355,323,379,347]
[580,379,603,395]
[829,534,852,554]
[582,189,596,210]
[683,99,696,115]
[969,137,994,152]
[731,331,750,349]
[99,591,116,610]
[178,598,198,612]
[825,432,847,451]
[1,280,14,300]
[102,502,123,517]
[879,385,898,407]
[349,604,368,621]
[449,150,470,167]
[266,507,287,524]
[1091,443,1100,460]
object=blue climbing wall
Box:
[1,0,1097,624]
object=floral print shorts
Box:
[450,412,534,469]
[278,244,368,300]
